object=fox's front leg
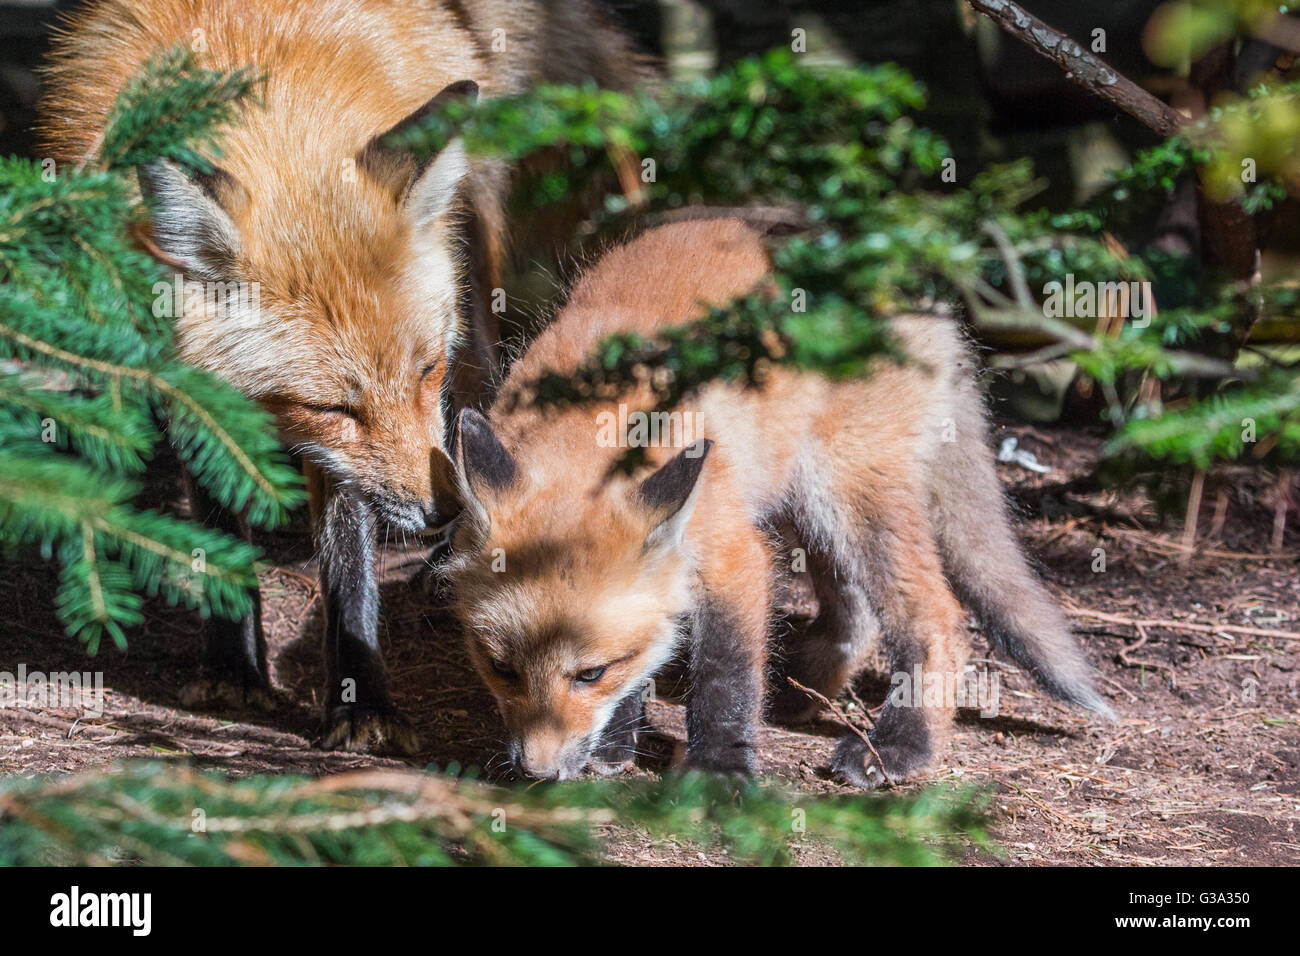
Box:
[685,533,771,776]
[177,466,274,712]
[310,464,418,755]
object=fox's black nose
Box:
[423,495,462,531]
[515,761,560,782]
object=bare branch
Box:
[967,0,1188,137]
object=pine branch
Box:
[0,373,155,475]
[0,312,302,525]
[0,50,302,648]
[98,46,262,174]
[0,446,260,649]
[1109,372,1300,467]
[410,45,1299,476]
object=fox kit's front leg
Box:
[686,528,771,776]
[588,688,649,773]
[310,464,417,755]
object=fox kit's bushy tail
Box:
[932,379,1114,719]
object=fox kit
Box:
[39,0,648,752]
[448,219,1112,785]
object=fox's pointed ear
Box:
[357,80,477,229]
[137,161,245,279]
[404,137,469,232]
[456,408,516,513]
[639,439,712,553]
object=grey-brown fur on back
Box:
[452,0,657,93]
[438,0,657,404]
[929,360,1114,718]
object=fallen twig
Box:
[785,677,894,787]
[1180,469,1205,568]
[1002,780,1092,831]
[1105,526,1297,561]
[1066,606,1300,643]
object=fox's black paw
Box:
[831,730,931,790]
[317,705,419,755]
[179,678,277,713]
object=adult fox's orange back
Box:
[449,218,1112,784]
[39,0,649,751]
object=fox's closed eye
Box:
[303,402,360,421]
[491,658,518,680]
[420,359,441,380]
[574,665,607,684]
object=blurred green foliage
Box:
[0,761,990,866]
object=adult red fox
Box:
[447,218,1112,785]
[39,0,648,752]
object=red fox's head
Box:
[139,83,477,530]
[448,409,712,779]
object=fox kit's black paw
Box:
[179,678,277,713]
[588,725,640,775]
[685,741,757,777]
[831,709,932,790]
[587,689,648,775]
[318,705,419,756]
[767,681,822,726]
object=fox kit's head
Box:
[448,409,712,780]
[139,82,479,530]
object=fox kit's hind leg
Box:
[687,525,772,775]
[830,491,968,788]
[787,461,967,787]
[769,538,880,725]
[309,464,418,756]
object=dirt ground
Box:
[1,422,1297,866]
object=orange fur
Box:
[40,0,651,525]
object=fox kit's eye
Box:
[574,665,607,684]
[490,658,517,680]
[420,359,441,380]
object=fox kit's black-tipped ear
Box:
[457,408,516,495]
[639,439,712,552]
[137,160,244,279]
[357,79,478,227]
